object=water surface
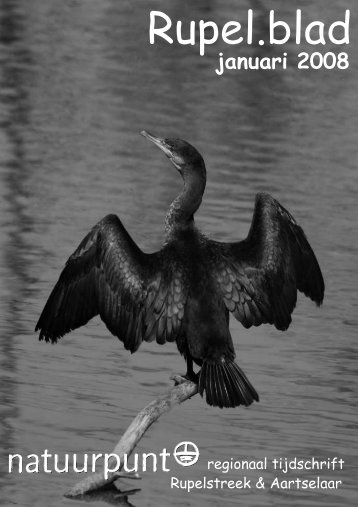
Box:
[0,1,357,506]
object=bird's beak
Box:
[141,131,173,158]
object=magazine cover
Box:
[1,1,356,506]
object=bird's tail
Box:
[198,359,259,408]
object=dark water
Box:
[0,0,357,506]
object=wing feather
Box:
[208,193,324,331]
[35,215,188,350]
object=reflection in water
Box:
[65,484,139,506]
[0,0,357,506]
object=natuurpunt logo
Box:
[8,441,200,479]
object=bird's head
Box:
[141,131,206,181]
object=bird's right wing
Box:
[35,215,188,351]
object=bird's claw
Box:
[171,372,199,385]
[171,374,188,386]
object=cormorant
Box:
[35,131,325,409]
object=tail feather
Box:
[220,363,239,406]
[226,362,249,405]
[199,359,259,408]
[214,364,227,407]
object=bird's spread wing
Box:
[35,215,187,351]
[208,193,324,331]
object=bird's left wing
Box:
[35,214,188,351]
[207,193,324,331]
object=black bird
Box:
[36,131,325,408]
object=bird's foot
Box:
[170,372,198,386]
[184,370,199,383]
[170,374,188,386]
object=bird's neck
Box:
[165,166,206,239]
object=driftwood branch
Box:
[65,377,198,498]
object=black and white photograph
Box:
[0,1,356,506]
